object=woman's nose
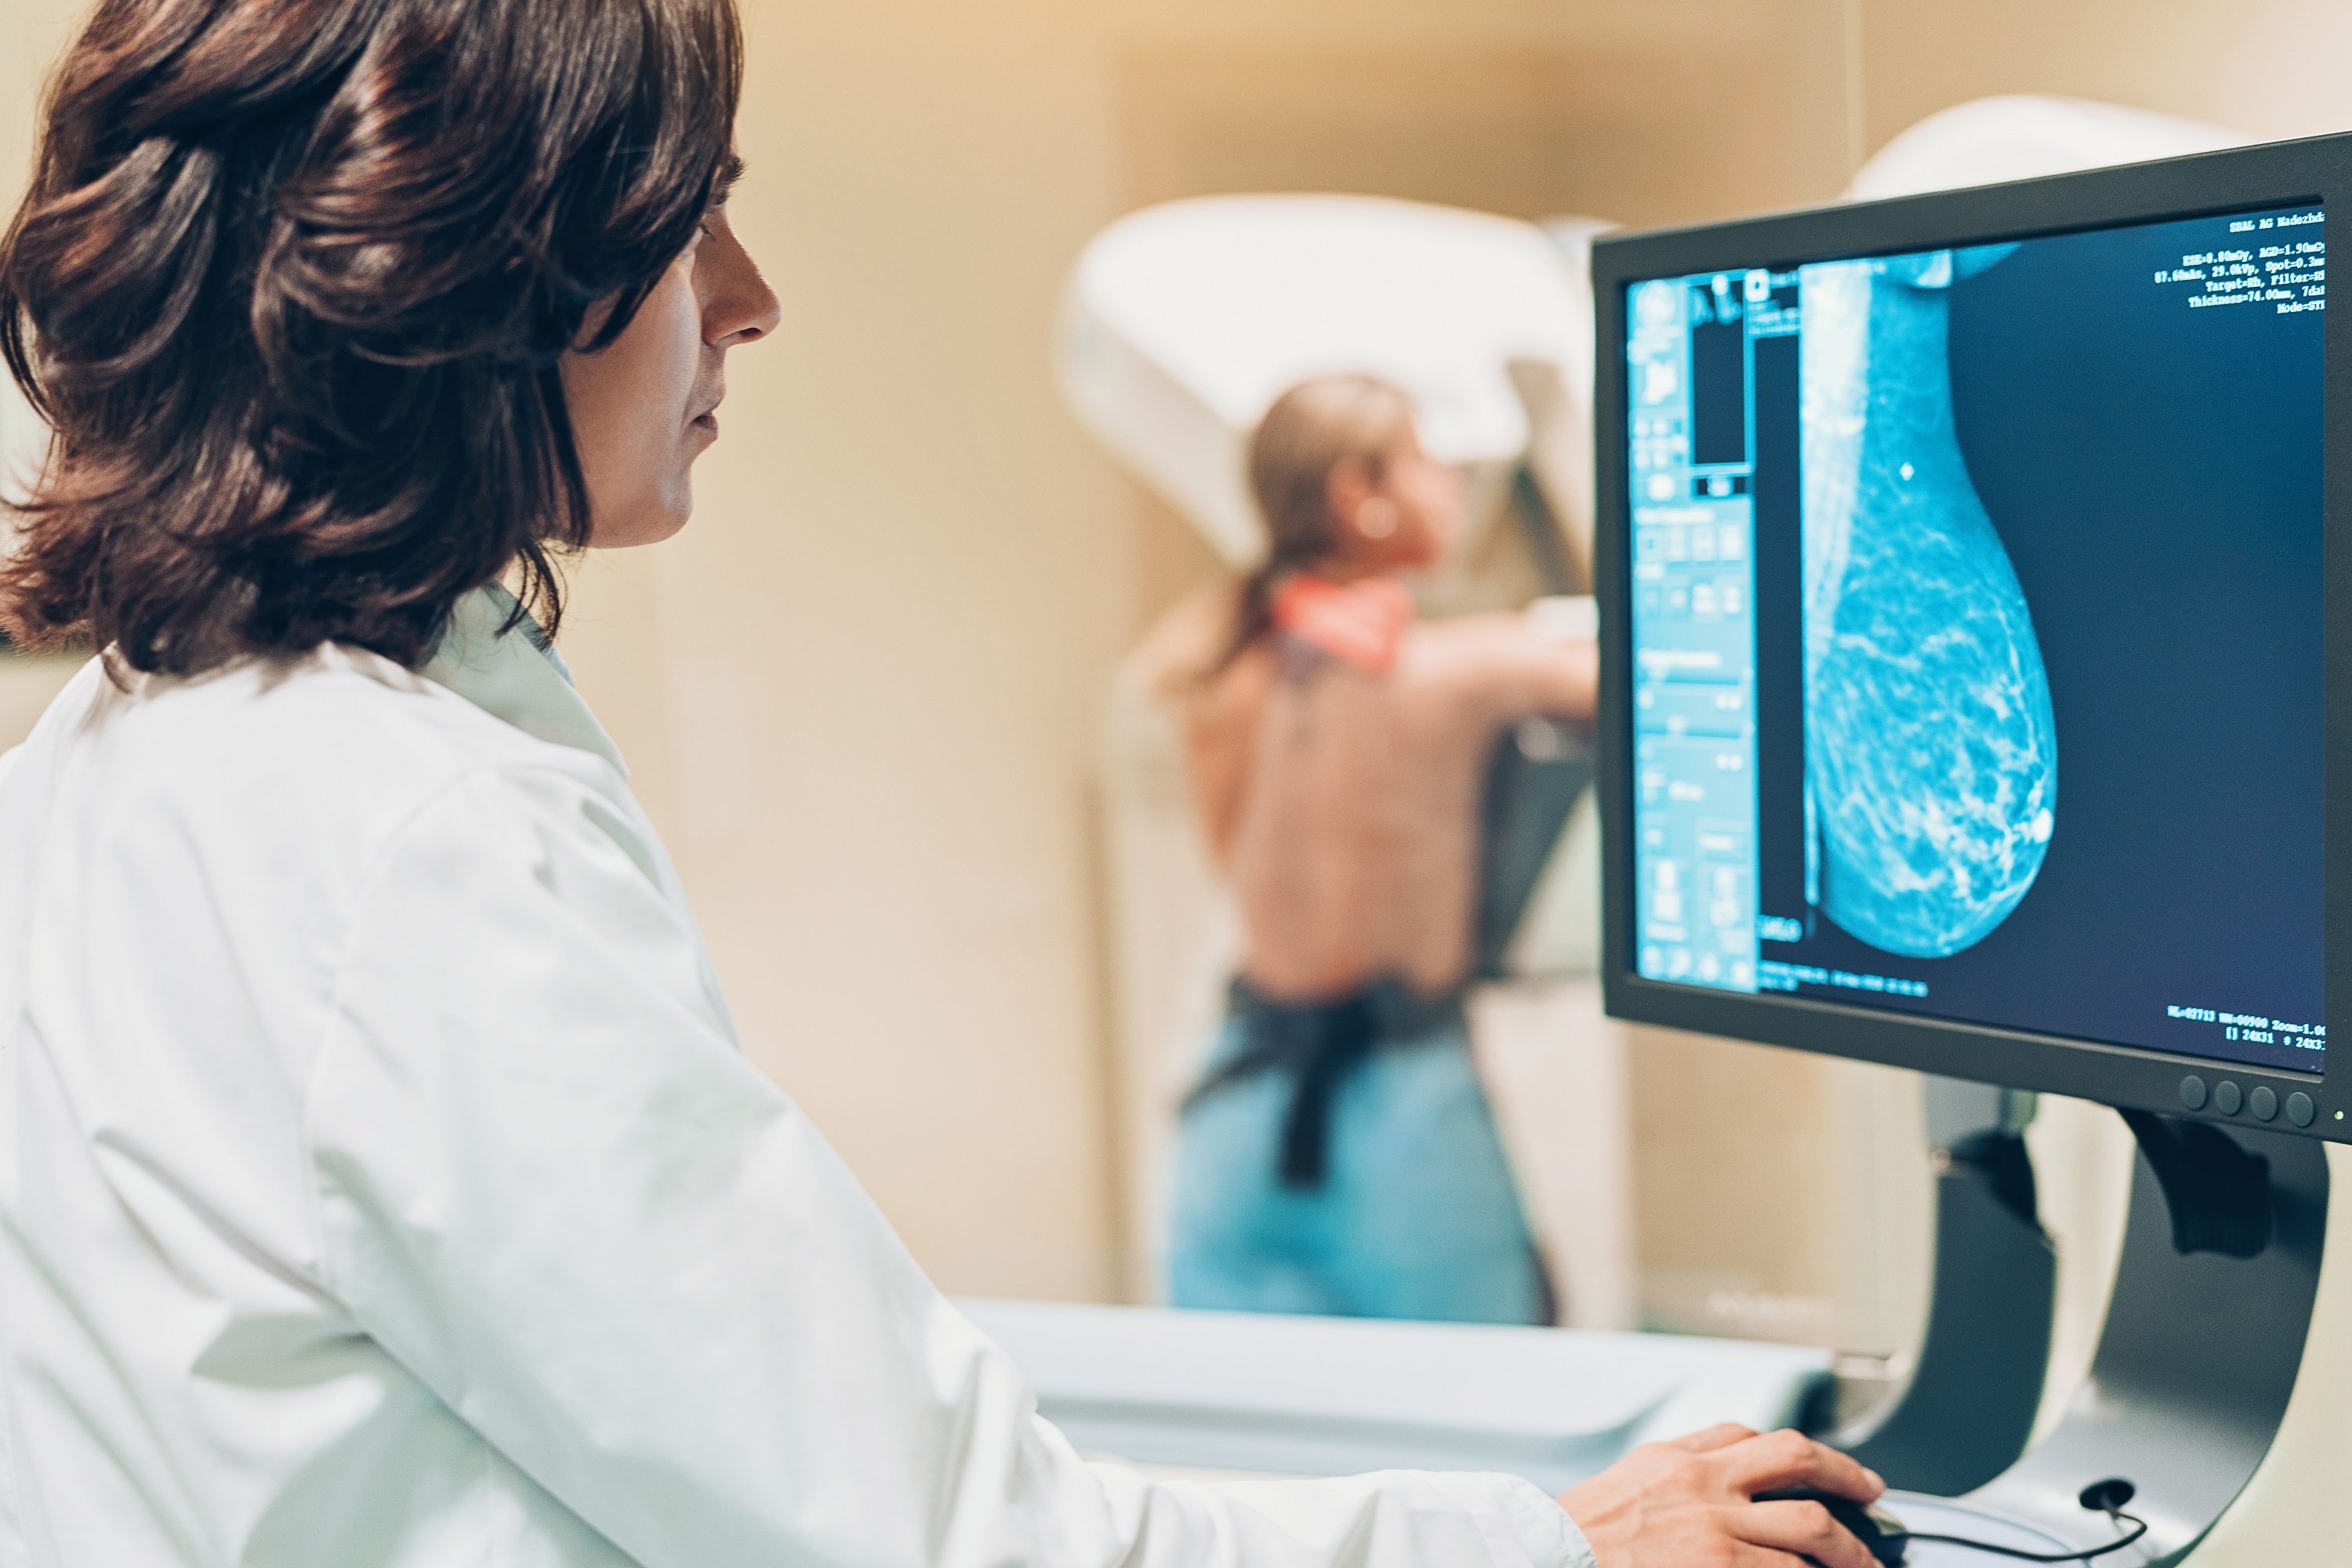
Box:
[706,232,782,348]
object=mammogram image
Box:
[1799,248,2056,959]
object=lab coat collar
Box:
[420,585,629,778]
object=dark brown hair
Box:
[1219,372,1415,670]
[0,0,742,673]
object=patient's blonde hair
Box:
[1222,373,1416,669]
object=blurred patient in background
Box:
[1141,374,1598,1324]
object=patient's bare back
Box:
[1155,596,1595,1003]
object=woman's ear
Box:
[1325,456,1387,549]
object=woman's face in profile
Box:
[561,199,782,549]
[1362,425,1468,572]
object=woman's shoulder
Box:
[0,647,668,1069]
[68,645,612,858]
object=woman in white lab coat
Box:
[0,2,1884,1566]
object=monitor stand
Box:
[1868,1103,2328,1564]
[1835,1080,2055,1496]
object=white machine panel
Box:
[1058,194,1598,567]
[962,1298,1829,1491]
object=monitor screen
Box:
[1622,202,2325,1076]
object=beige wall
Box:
[0,0,84,728]
[5,0,2352,1316]
[2,0,77,184]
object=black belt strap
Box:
[1182,978,1464,1189]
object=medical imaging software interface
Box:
[1624,202,2326,1075]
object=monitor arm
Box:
[1835,1077,2056,1495]
[1832,1088,2325,1561]
[1964,1111,2325,1562]
[1835,1089,2325,1564]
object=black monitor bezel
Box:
[1592,131,2351,1142]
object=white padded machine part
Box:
[1058,194,1602,568]
[1847,94,2246,201]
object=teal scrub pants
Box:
[1166,994,1548,1325]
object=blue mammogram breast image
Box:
[1800,248,2057,958]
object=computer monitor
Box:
[1592,134,2350,1140]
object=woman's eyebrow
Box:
[714,153,746,203]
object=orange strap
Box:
[1269,574,1414,674]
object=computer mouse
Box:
[1752,1486,1911,1566]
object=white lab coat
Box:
[0,588,1595,1568]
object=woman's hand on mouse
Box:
[1558,1423,1887,1568]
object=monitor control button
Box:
[2180,1076,2208,1111]
[2249,1086,2279,1122]
[2288,1091,2317,1128]
[2214,1080,2243,1116]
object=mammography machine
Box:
[1063,192,1637,1323]
[1595,129,2349,1563]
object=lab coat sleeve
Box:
[307,765,1597,1568]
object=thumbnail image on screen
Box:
[1624,202,2325,1075]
